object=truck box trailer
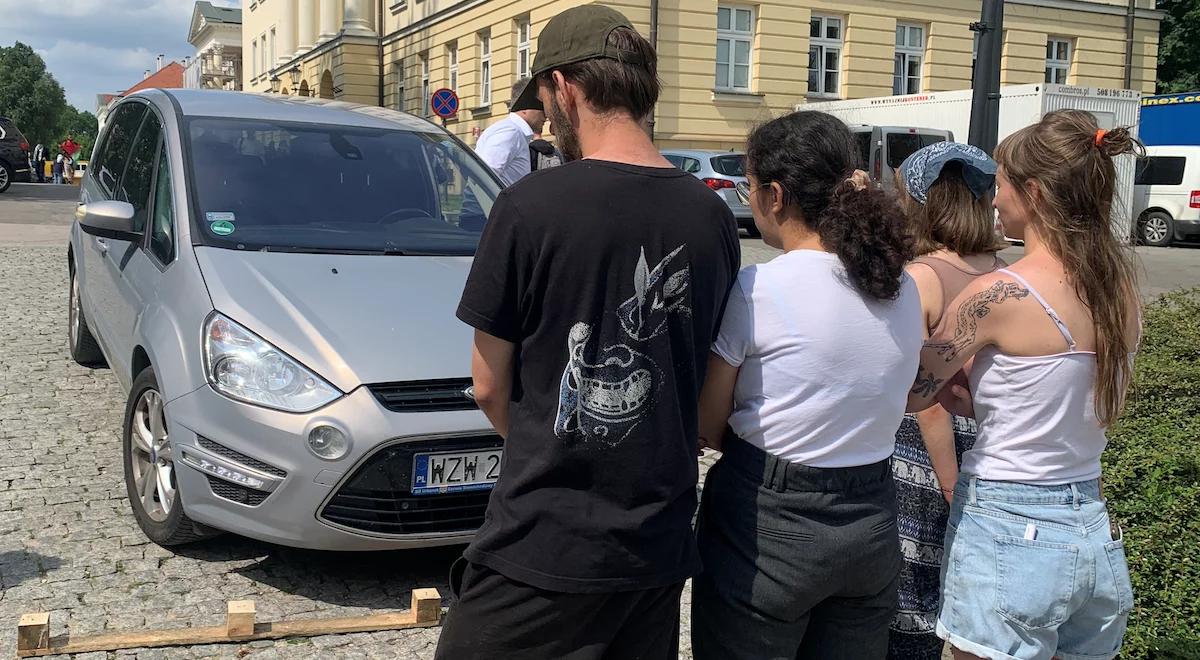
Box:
[804,84,1142,239]
[1139,92,1200,147]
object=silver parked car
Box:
[68,89,504,550]
[661,149,755,236]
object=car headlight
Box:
[203,313,341,413]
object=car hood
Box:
[195,246,474,393]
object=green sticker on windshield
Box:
[209,220,235,236]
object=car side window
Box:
[116,112,163,234]
[664,154,683,169]
[93,104,147,198]
[683,157,702,174]
[149,141,174,264]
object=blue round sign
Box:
[431,88,459,119]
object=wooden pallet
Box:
[15,588,442,658]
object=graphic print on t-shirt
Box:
[554,245,691,445]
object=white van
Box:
[1133,146,1200,246]
[848,126,954,189]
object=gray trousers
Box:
[692,439,901,660]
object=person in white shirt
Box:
[691,111,922,660]
[474,78,547,187]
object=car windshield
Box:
[187,117,500,255]
[710,154,745,177]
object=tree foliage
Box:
[1157,0,1200,93]
[0,42,68,147]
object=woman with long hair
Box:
[908,109,1141,660]
[691,111,923,659]
[888,142,1009,660]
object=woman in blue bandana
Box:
[888,142,1009,660]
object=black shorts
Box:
[434,558,685,660]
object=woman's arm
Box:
[908,276,1029,412]
[914,406,959,503]
[697,353,739,453]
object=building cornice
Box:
[381,0,490,47]
[1006,0,1164,20]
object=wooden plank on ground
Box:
[15,590,443,658]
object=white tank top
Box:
[962,269,1109,485]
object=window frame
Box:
[447,43,458,91]
[893,23,926,96]
[479,32,492,106]
[251,41,259,78]
[420,53,430,117]
[146,138,176,267]
[517,18,531,80]
[715,5,754,93]
[269,28,276,66]
[115,107,164,236]
[1045,37,1072,85]
[92,101,149,200]
[808,14,843,98]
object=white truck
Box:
[804,84,1143,239]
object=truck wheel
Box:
[123,366,220,546]
[1138,211,1174,247]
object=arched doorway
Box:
[299,80,310,97]
[319,70,334,99]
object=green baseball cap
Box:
[510,4,647,112]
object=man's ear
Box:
[551,70,577,114]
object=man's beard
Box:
[547,95,582,162]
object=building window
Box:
[517,18,531,80]
[479,32,492,106]
[269,28,276,64]
[894,23,925,95]
[715,5,753,92]
[808,15,842,97]
[252,41,258,77]
[1046,37,1072,84]
[447,43,459,90]
[394,60,405,111]
[421,54,430,116]
[260,35,268,75]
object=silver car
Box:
[661,149,755,236]
[67,89,504,550]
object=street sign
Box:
[431,88,459,119]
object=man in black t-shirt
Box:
[433,5,739,660]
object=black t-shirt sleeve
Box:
[456,191,527,343]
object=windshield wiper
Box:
[253,245,464,256]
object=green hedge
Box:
[1103,287,1200,659]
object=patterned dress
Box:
[888,413,977,660]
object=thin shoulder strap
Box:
[997,268,1077,350]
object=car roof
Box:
[661,149,744,157]
[143,89,443,134]
[1144,145,1200,156]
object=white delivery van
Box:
[805,84,1143,239]
[845,126,955,189]
[1133,145,1200,246]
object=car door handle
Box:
[95,237,108,254]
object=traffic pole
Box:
[968,0,1005,155]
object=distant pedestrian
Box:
[63,155,75,184]
[434,6,739,660]
[32,143,46,183]
[52,153,64,184]
[473,78,546,186]
[887,142,1008,660]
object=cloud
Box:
[0,0,238,110]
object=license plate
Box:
[412,449,502,495]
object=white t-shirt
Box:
[474,113,534,187]
[713,250,923,468]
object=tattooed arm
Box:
[907,277,1031,412]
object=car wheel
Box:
[68,267,106,367]
[123,366,219,546]
[1138,211,1174,247]
[0,160,12,193]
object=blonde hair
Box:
[994,109,1141,426]
[897,161,1009,256]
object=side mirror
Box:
[76,201,140,241]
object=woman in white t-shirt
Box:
[690,111,924,660]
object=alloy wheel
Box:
[1142,216,1169,244]
[130,389,175,522]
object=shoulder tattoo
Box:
[926,280,1029,362]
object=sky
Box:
[0,0,240,113]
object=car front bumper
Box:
[165,383,496,551]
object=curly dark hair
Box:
[746,111,914,300]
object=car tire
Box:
[68,267,106,367]
[0,160,12,193]
[123,366,219,546]
[1138,211,1174,247]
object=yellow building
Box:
[242,0,1161,150]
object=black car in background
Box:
[0,116,32,193]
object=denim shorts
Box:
[937,475,1133,660]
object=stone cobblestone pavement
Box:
[0,244,754,660]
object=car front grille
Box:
[206,476,270,506]
[319,434,501,535]
[367,379,477,413]
[196,436,288,478]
